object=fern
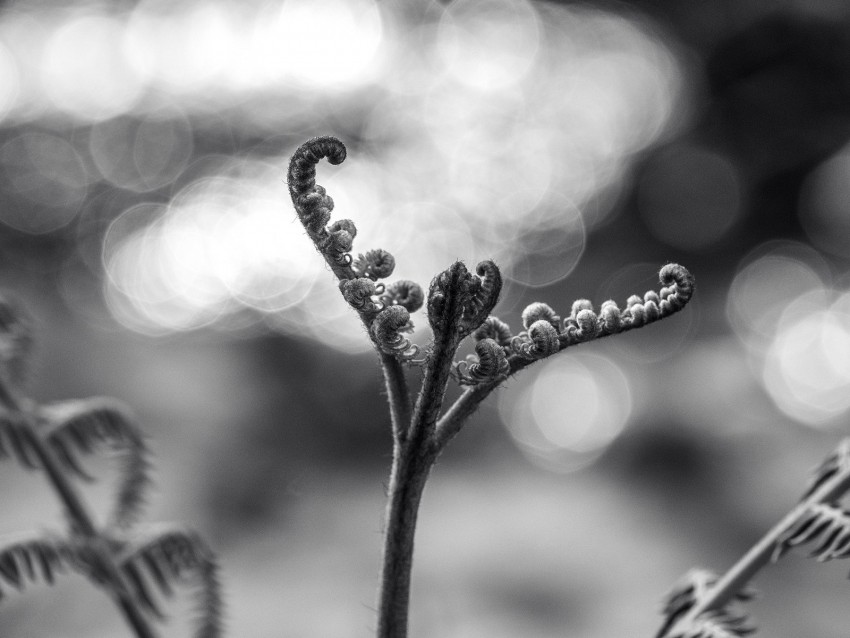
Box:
[669,610,755,638]
[288,136,695,638]
[773,503,850,563]
[39,398,152,529]
[118,526,223,638]
[0,534,74,599]
[0,294,222,637]
[0,411,41,470]
[658,438,850,638]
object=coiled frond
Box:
[339,278,383,315]
[666,610,755,638]
[326,219,357,264]
[658,568,756,638]
[0,411,40,469]
[459,260,502,336]
[427,262,472,339]
[288,136,346,237]
[382,280,424,313]
[454,338,509,385]
[773,503,850,563]
[371,306,418,360]
[39,398,152,529]
[119,526,223,638]
[511,319,560,360]
[353,249,396,281]
[0,534,74,599]
[521,302,560,331]
[473,315,512,346]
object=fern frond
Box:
[668,610,755,638]
[659,569,756,638]
[39,398,152,529]
[0,412,40,469]
[801,438,850,500]
[0,533,74,599]
[119,526,223,638]
[0,294,33,389]
[773,503,850,563]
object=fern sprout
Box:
[472,315,512,346]
[353,249,396,280]
[382,280,424,313]
[521,302,560,330]
[371,306,419,360]
[288,136,695,638]
[339,277,383,314]
[454,338,509,385]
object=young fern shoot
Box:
[288,135,695,638]
[0,297,222,638]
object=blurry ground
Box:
[2,0,850,636]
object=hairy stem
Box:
[662,449,850,637]
[380,353,411,443]
[377,435,435,638]
[0,386,158,638]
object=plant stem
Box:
[662,447,850,637]
[380,353,411,443]
[376,435,435,638]
[0,386,158,638]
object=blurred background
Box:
[1,0,850,635]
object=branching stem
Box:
[0,383,158,638]
[380,353,411,444]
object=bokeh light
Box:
[498,353,633,472]
[436,0,540,92]
[89,110,194,192]
[726,240,830,346]
[762,289,850,427]
[798,143,850,258]
[637,143,743,251]
[0,131,89,234]
[42,14,143,121]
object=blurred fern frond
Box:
[119,525,223,638]
[39,398,152,529]
[0,412,40,469]
[773,503,850,563]
[0,534,74,599]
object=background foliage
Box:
[1,0,850,635]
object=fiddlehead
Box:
[473,315,513,346]
[353,249,396,281]
[371,306,419,360]
[454,338,509,385]
[382,280,425,313]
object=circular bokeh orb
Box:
[498,353,633,472]
[637,144,743,251]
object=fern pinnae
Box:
[0,535,74,599]
[39,397,152,529]
[120,526,223,638]
[773,503,850,563]
[0,412,41,469]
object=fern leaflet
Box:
[0,412,40,469]
[39,398,152,529]
[774,503,850,563]
[118,525,223,638]
[0,534,74,600]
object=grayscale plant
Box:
[288,135,695,638]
